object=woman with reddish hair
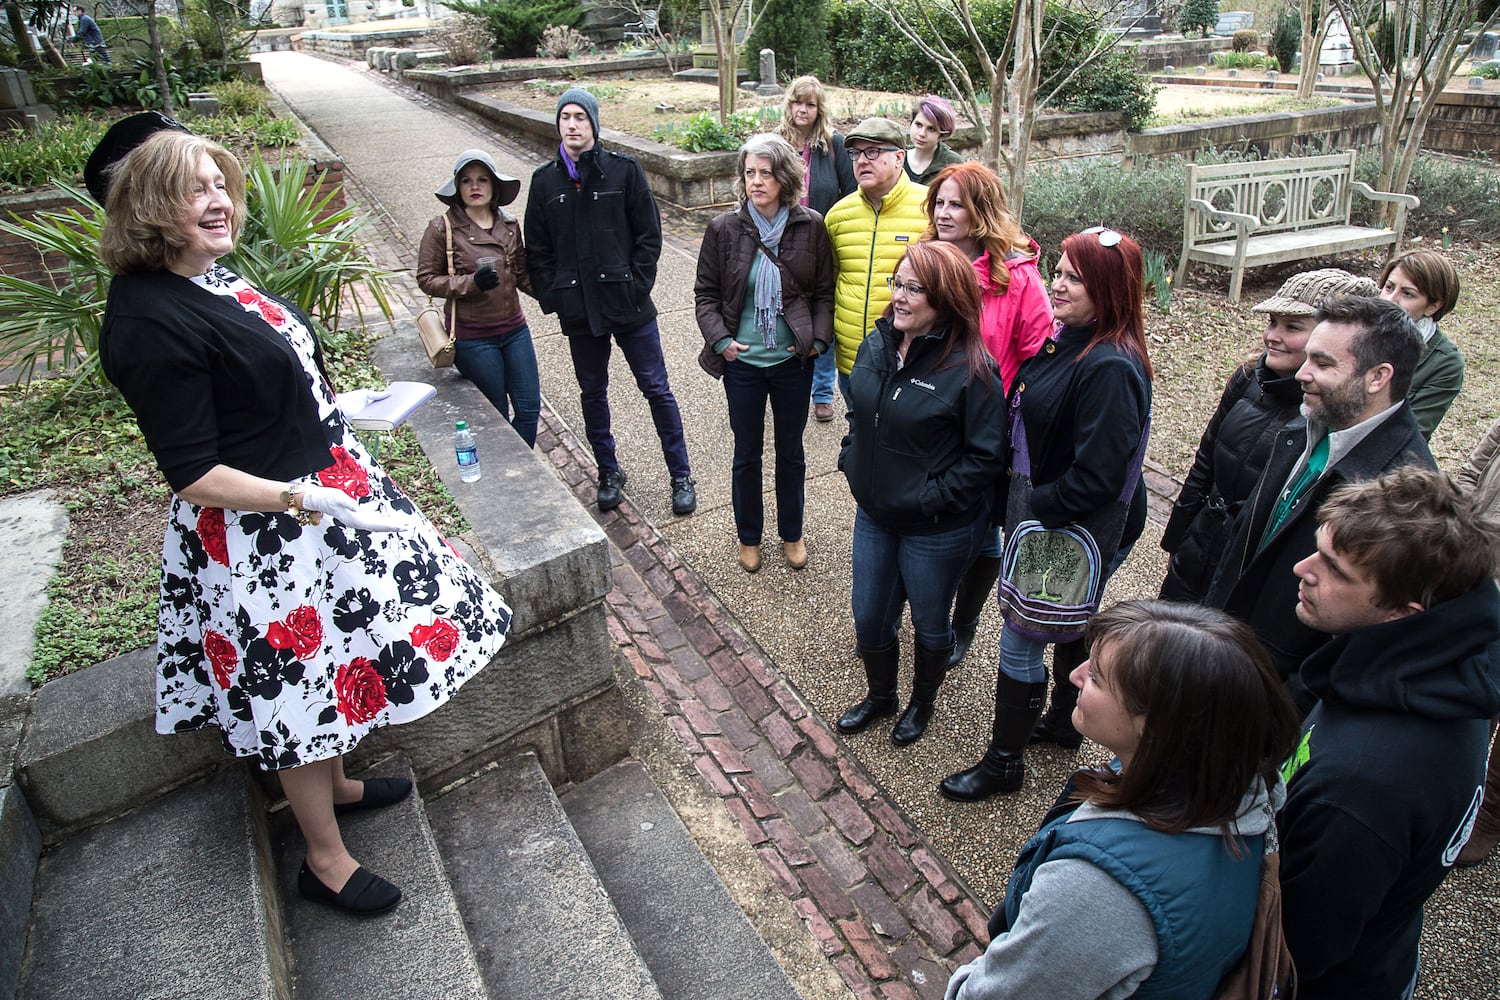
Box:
[922,161,1052,667]
[942,227,1153,801]
[837,241,1007,747]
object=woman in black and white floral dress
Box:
[91,114,511,917]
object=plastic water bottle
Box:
[454,420,481,482]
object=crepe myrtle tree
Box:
[1332,0,1500,220]
[861,0,1144,218]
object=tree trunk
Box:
[146,3,175,115]
[1296,0,1317,98]
[1006,0,1042,219]
[5,1,42,71]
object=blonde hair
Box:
[99,131,246,275]
[776,75,835,154]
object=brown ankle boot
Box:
[1458,729,1500,867]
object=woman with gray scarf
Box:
[696,134,835,573]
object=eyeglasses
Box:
[850,146,900,161]
[1082,225,1123,248]
[887,277,926,297]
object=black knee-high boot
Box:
[1030,638,1084,749]
[948,555,1003,669]
[938,673,1048,801]
[891,643,952,746]
[837,640,900,734]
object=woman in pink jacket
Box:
[922,161,1053,667]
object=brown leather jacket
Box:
[694,203,835,378]
[416,206,533,335]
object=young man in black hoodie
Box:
[1278,466,1500,1000]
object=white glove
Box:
[298,484,409,533]
[336,387,389,416]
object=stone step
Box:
[272,755,485,1000]
[16,767,286,1000]
[426,752,663,1000]
[560,761,801,1000]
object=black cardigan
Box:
[99,270,336,492]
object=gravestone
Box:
[1214,10,1254,35]
[0,68,55,128]
[755,49,781,96]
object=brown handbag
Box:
[416,214,456,368]
[1213,844,1298,1000]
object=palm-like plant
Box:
[0,159,393,394]
[0,185,110,391]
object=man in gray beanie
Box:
[524,87,696,515]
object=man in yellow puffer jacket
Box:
[824,117,931,395]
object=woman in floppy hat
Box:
[417,149,541,447]
[1158,268,1377,605]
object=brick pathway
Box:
[534,409,990,999]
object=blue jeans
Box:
[999,540,1137,683]
[837,370,853,410]
[567,318,691,478]
[851,507,987,650]
[724,357,813,544]
[811,345,837,404]
[454,325,541,448]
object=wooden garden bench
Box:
[1175,151,1419,304]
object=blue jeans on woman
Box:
[724,357,813,545]
[852,508,988,651]
[454,324,541,448]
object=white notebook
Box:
[343,382,437,432]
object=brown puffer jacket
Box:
[694,203,835,378]
[416,206,532,335]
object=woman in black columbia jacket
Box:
[836,241,1007,748]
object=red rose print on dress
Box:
[235,287,286,327]
[266,605,323,659]
[334,657,388,724]
[317,445,371,499]
[411,618,460,662]
[197,507,229,566]
[203,630,238,689]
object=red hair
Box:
[920,161,1031,292]
[1059,229,1153,379]
[883,241,993,387]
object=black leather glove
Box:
[474,263,500,291]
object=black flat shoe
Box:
[298,862,401,916]
[333,776,412,816]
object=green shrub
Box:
[183,0,251,66]
[1473,61,1500,80]
[1354,151,1500,238]
[1052,50,1158,131]
[96,15,186,63]
[1211,51,1278,70]
[673,110,760,152]
[1231,28,1260,52]
[1021,155,1188,263]
[1271,6,1301,74]
[1143,249,1173,312]
[826,0,1152,127]
[1179,0,1218,37]
[744,0,830,81]
[0,115,107,192]
[442,0,584,58]
[209,78,271,115]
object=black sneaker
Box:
[671,476,697,516]
[597,470,627,511]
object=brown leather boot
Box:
[1458,729,1500,867]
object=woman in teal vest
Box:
[945,601,1299,999]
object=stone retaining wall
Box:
[404,55,671,104]
[1126,101,1382,162]
[456,94,1128,210]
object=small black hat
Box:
[84,111,192,205]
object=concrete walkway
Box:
[255,51,1498,1000]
